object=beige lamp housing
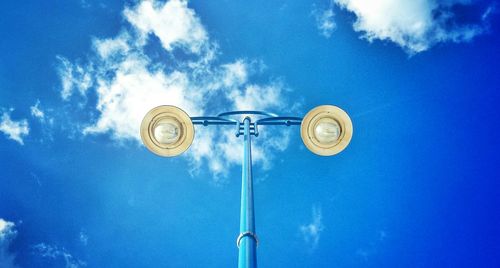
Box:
[301,105,353,156]
[140,105,194,157]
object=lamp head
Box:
[301,105,353,156]
[140,105,194,157]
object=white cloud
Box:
[0,111,29,145]
[33,243,86,268]
[82,59,201,140]
[334,0,493,54]
[230,82,285,111]
[124,0,209,54]
[313,4,336,38]
[93,32,131,60]
[30,100,45,120]
[221,60,248,87]
[0,219,18,268]
[57,0,296,181]
[300,205,324,251]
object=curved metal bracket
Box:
[190,110,302,137]
[218,110,278,118]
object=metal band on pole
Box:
[236,231,259,248]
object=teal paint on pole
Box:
[238,117,257,268]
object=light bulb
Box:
[314,118,341,144]
[153,119,180,145]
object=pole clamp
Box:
[236,231,259,248]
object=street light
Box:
[140,105,194,157]
[301,105,353,156]
[140,104,353,268]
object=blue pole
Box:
[237,117,257,268]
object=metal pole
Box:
[237,117,257,268]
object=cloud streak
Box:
[313,4,336,38]
[300,205,324,251]
[33,243,86,268]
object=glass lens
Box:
[314,118,341,144]
[154,120,180,145]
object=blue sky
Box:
[1,0,499,267]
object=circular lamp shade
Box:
[140,105,194,157]
[301,105,353,156]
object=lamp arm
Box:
[191,116,238,126]
[256,116,302,126]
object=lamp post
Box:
[140,105,353,268]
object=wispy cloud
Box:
[300,205,324,251]
[29,100,56,142]
[30,172,42,187]
[32,243,86,268]
[334,0,495,54]
[30,100,45,120]
[79,231,88,246]
[356,229,387,261]
[312,3,336,38]
[0,218,19,268]
[56,0,297,181]
[0,110,29,145]
[57,56,93,101]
